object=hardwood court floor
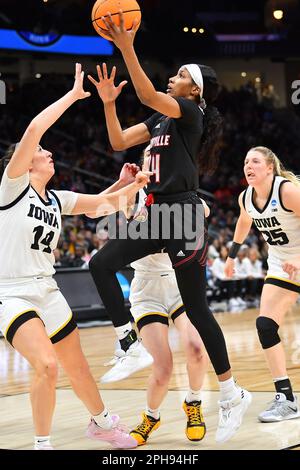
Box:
[1,307,300,450]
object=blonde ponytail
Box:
[250,146,300,187]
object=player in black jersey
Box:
[88,11,251,443]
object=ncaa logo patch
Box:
[271,199,277,207]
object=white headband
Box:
[183,64,204,98]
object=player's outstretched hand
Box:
[88,63,127,103]
[71,63,91,100]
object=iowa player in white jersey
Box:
[0,63,150,450]
[225,146,300,423]
[128,199,210,446]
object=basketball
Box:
[91,0,141,41]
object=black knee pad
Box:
[256,316,280,349]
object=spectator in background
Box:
[89,229,109,258]
[211,246,243,312]
[233,246,251,309]
[207,238,220,262]
[72,244,88,268]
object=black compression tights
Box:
[89,238,231,375]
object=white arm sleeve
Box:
[51,190,78,215]
[0,168,30,206]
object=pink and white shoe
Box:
[86,415,138,449]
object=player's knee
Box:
[35,356,58,381]
[256,316,280,349]
[185,340,208,365]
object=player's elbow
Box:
[26,121,39,135]
[112,142,126,151]
[111,136,127,152]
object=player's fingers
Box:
[110,66,116,81]
[96,64,103,81]
[87,75,98,86]
[102,63,108,80]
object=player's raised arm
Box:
[88,64,150,150]
[99,12,183,118]
[7,63,90,179]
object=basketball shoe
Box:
[130,412,160,446]
[182,400,206,441]
[216,387,252,443]
[100,340,153,383]
[258,393,300,422]
[86,415,138,449]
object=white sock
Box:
[219,377,238,401]
[273,375,289,382]
[93,408,113,430]
[34,435,51,449]
[115,322,133,341]
[185,388,202,403]
[146,406,160,420]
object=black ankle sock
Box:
[120,329,138,352]
[275,378,294,401]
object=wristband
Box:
[228,242,241,259]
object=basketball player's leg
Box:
[100,273,156,384]
[174,313,208,391]
[44,287,137,449]
[12,317,58,449]
[173,312,207,441]
[257,282,300,422]
[54,328,105,415]
[258,283,298,378]
[130,321,171,445]
[174,261,251,442]
[174,262,231,377]
[141,323,173,409]
[89,236,160,352]
[53,328,135,447]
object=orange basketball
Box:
[91,0,141,41]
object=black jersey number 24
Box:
[31,225,55,253]
[261,228,289,246]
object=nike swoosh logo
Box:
[29,196,35,199]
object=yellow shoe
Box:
[183,400,206,441]
[130,412,160,446]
